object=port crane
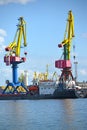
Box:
[55,10,75,84]
[3,17,28,94]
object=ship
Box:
[0,71,84,100]
[0,61,85,100]
[0,80,85,100]
[0,66,86,100]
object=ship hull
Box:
[53,89,77,99]
[0,89,78,100]
[0,94,55,100]
[1,85,87,100]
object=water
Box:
[0,99,87,130]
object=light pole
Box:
[74,61,78,82]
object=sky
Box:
[0,0,87,85]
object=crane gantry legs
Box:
[3,62,28,94]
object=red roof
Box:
[29,86,38,91]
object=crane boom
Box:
[58,10,74,60]
[55,10,75,82]
[4,17,27,66]
[5,17,27,57]
[15,17,27,56]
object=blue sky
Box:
[0,0,87,85]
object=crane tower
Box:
[55,10,75,83]
[3,17,28,94]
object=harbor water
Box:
[0,99,87,130]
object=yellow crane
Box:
[5,17,27,57]
[55,10,75,81]
[58,10,74,60]
[3,17,28,94]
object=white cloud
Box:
[79,69,87,76]
[0,29,7,37]
[0,45,6,52]
[0,67,12,85]
[82,33,87,38]
[0,36,5,43]
[0,0,35,5]
[0,29,7,53]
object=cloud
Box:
[0,36,5,43]
[0,29,7,53]
[82,33,87,38]
[79,69,87,76]
[0,29,7,36]
[0,0,35,5]
[0,67,12,84]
